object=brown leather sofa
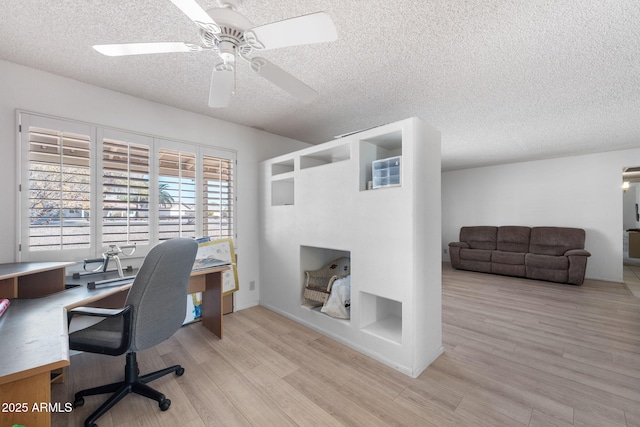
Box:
[448,226,591,285]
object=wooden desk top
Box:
[0,261,76,280]
[0,265,229,385]
[0,282,131,385]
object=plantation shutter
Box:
[19,112,237,262]
[202,154,234,239]
[157,149,197,240]
[26,124,91,252]
[102,137,151,245]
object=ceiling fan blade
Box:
[244,12,337,50]
[93,42,201,56]
[168,0,221,33]
[250,58,318,103]
[209,63,235,108]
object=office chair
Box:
[68,238,198,427]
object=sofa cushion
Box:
[460,226,498,250]
[460,248,493,262]
[529,227,585,256]
[497,226,530,253]
[492,251,525,265]
[492,263,526,277]
[526,266,569,283]
[458,260,492,273]
[525,253,569,270]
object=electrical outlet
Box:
[249,280,256,291]
[443,248,448,254]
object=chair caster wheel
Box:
[176,367,185,376]
[74,396,85,408]
[159,399,171,411]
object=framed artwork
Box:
[193,237,239,295]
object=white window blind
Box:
[158,149,197,240]
[27,126,91,251]
[202,154,234,239]
[19,112,236,262]
[102,138,150,246]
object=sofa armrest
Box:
[449,242,469,249]
[448,242,467,269]
[565,249,591,257]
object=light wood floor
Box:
[52,265,640,426]
[624,264,640,298]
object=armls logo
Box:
[31,402,74,413]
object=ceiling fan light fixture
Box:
[217,40,236,62]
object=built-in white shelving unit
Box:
[259,118,442,377]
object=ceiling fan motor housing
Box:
[200,6,253,59]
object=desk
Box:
[0,261,76,299]
[0,265,229,427]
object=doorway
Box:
[622,166,640,297]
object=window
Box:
[157,149,197,240]
[102,136,151,246]
[18,112,236,262]
[203,154,233,239]
[22,117,92,256]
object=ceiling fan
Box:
[93,0,338,107]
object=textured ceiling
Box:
[1,0,639,171]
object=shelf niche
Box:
[271,159,295,176]
[300,143,351,170]
[300,245,351,321]
[359,129,403,191]
[360,292,402,344]
[271,177,294,206]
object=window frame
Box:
[17,111,237,262]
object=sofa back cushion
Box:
[497,226,531,253]
[460,226,498,250]
[529,227,585,256]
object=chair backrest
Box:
[125,238,198,351]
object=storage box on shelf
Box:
[259,117,442,377]
[372,156,401,189]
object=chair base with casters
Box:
[73,352,184,427]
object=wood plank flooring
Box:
[52,264,640,426]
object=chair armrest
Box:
[565,249,591,257]
[449,242,469,249]
[67,305,134,355]
[67,305,132,326]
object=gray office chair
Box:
[68,238,198,427]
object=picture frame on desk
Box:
[193,237,239,295]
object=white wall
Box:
[0,59,310,311]
[259,118,442,377]
[442,149,640,283]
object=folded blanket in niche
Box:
[321,276,351,319]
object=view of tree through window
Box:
[158,149,196,240]
[28,127,91,251]
[102,138,150,245]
